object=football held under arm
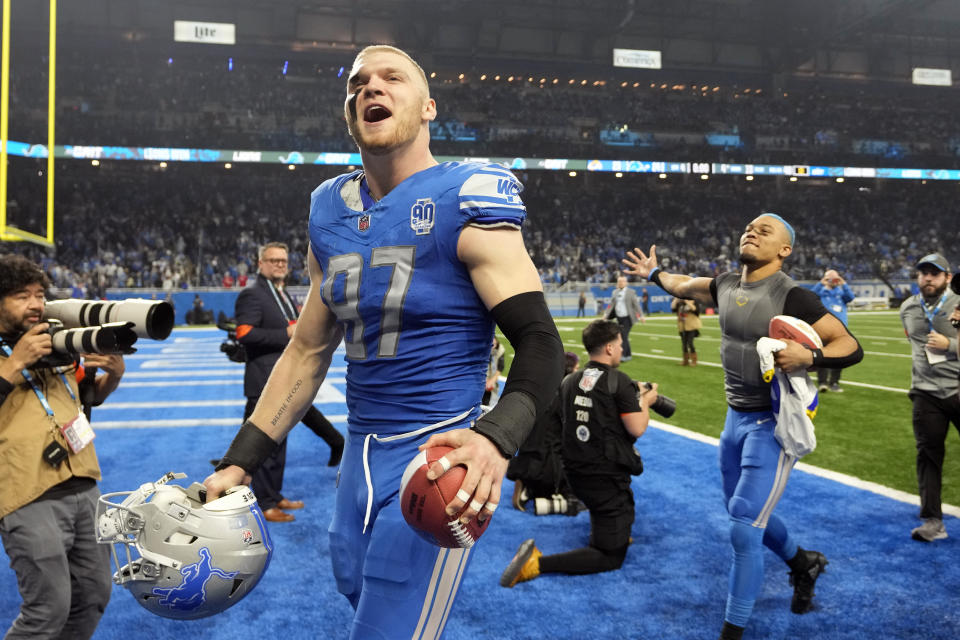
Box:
[784,287,863,369]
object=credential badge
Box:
[410,198,436,236]
[579,367,603,392]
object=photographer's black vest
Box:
[560,362,643,476]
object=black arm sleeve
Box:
[472,291,564,458]
[709,278,718,306]
[785,287,863,369]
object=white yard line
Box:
[650,419,960,519]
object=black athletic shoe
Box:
[789,550,828,614]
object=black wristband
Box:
[648,268,664,288]
[215,420,278,474]
[805,344,864,369]
[472,391,538,458]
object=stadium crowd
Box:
[7,49,960,168]
[3,162,957,297]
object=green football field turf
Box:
[500,311,960,508]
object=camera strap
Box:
[0,343,77,417]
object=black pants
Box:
[680,330,697,354]
[245,397,343,511]
[615,316,633,358]
[817,368,842,387]
[538,472,634,575]
[910,390,960,519]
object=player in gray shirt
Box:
[623,213,862,640]
[899,253,960,543]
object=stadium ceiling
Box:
[17,0,960,79]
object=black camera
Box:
[217,312,247,363]
[952,275,960,328]
[639,381,677,418]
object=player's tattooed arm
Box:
[248,249,343,442]
[270,378,305,427]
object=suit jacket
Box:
[605,286,643,328]
[236,273,298,397]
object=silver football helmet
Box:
[96,472,273,620]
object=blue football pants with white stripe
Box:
[329,426,475,640]
[719,408,799,627]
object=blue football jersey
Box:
[308,161,526,433]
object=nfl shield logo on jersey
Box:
[410,198,436,235]
[579,367,603,392]
[358,214,371,232]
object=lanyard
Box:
[0,342,77,417]
[921,293,947,331]
[266,278,297,323]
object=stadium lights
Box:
[660,83,667,89]
[540,77,546,83]
[650,83,656,88]
[569,79,575,84]
[430,72,436,78]
[224,163,232,169]
[458,73,464,80]
[288,165,296,171]
[159,162,167,169]
[712,86,719,92]
[615,172,623,178]
[494,75,500,80]
[581,79,587,85]
[789,176,798,182]
[633,82,639,87]
[568,171,577,177]
[756,89,762,94]
[745,175,754,181]
[658,173,667,179]
[91,160,100,166]
[480,74,486,80]
[508,76,514,82]
[836,177,844,183]
[700,174,709,180]
[528,77,534,82]
[553,78,558,84]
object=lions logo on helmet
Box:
[96,472,273,620]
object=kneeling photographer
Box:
[500,319,667,588]
[0,254,126,639]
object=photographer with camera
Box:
[500,319,659,587]
[899,253,960,543]
[0,254,125,639]
[811,269,856,393]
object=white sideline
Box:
[650,419,960,519]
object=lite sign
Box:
[912,67,952,87]
[174,21,236,45]
[612,48,662,69]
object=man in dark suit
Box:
[236,242,344,522]
[605,276,644,361]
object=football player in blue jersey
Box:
[205,45,563,638]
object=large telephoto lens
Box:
[44,299,174,340]
[49,321,138,356]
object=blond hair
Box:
[351,45,430,97]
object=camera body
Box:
[639,381,677,418]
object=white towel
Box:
[756,337,820,458]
